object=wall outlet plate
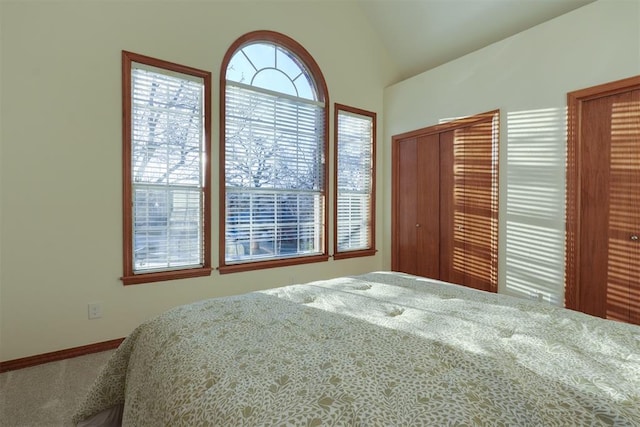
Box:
[88,303,102,319]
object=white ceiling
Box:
[356,0,596,81]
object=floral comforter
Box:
[74,272,640,426]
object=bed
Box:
[73,271,640,426]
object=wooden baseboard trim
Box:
[0,338,125,373]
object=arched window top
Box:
[220,31,329,272]
[223,30,327,103]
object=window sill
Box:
[219,254,329,274]
[333,248,377,261]
[121,267,213,285]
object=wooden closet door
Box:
[394,137,419,275]
[394,135,440,278]
[578,89,640,324]
[415,133,442,279]
[393,110,499,291]
[460,120,498,292]
[440,123,496,292]
[630,90,640,324]
[439,130,465,285]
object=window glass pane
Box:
[242,43,275,72]
[293,75,315,101]
[227,52,254,85]
[276,47,302,80]
[336,108,374,253]
[225,85,324,191]
[337,193,370,251]
[225,191,323,263]
[130,62,205,273]
[134,187,202,271]
[226,42,317,101]
[132,68,203,186]
[253,69,297,96]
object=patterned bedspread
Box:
[73,272,640,426]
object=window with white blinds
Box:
[334,104,376,258]
[220,32,328,272]
[122,51,211,285]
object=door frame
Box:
[565,75,640,310]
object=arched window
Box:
[219,31,329,273]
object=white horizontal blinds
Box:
[131,62,205,272]
[226,190,322,261]
[337,110,373,252]
[225,81,325,263]
[226,84,324,189]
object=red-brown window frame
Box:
[121,51,212,285]
[333,103,377,260]
[218,31,329,274]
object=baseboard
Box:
[0,338,125,373]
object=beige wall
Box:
[3,0,638,362]
[383,0,640,304]
[0,1,398,361]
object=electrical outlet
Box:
[88,303,102,319]
[528,292,544,302]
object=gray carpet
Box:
[0,350,114,427]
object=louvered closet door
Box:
[579,89,640,324]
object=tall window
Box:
[220,31,329,273]
[122,51,212,285]
[334,104,376,259]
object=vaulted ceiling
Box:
[356,0,596,81]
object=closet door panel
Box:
[579,94,613,318]
[439,130,464,285]
[630,89,640,324]
[440,124,496,292]
[609,89,640,323]
[416,134,441,279]
[457,121,496,292]
[579,89,640,323]
[395,137,419,275]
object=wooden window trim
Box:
[333,103,377,260]
[391,110,499,140]
[218,31,329,274]
[121,51,212,285]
